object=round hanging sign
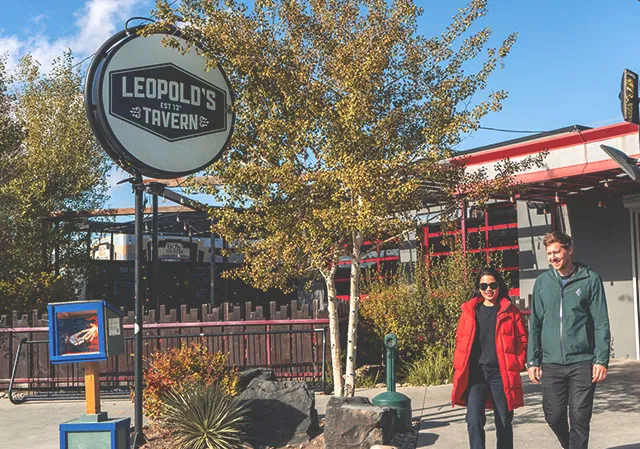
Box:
[85,26,234,178]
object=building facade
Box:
[86,122,640,360]
[462,122,640,360]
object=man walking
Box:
[527,231,611,449]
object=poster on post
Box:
[55,310,100,356]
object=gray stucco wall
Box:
[516,197,637,360]
[517,200,553,305]
[567,197,637,360]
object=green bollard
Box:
[372,333,412,432]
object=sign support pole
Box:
[82,22,234,449]
[152,192,159,313]
[132,174,146,448]
[84,361,101,415]
[210,218,216,306]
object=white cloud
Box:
[27,36,73,71]
[106,167,125,191]
[0,35,24,70]
[0,0,154,208]
[0,0,153,73]
[31,14,48,25]
[71,0,143,55]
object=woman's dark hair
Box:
[473,266,509,300]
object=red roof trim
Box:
[462,122,639,166]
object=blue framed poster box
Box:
[60,417,130,449]
[48,300,124,364]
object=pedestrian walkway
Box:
[1,360,638,448]
[402,359,640,448]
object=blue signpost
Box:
[48,300,130,449]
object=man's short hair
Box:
[543,231,573,248]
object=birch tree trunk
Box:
[323,262,343,396]
[344,230,363,397]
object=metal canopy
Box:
[81,169,638,236]
[511,169,639,204]
[88,210,212,237]
[54,182,214,237]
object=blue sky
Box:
[1,0,639,208]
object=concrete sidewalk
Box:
[416,359,640,448]
[314,359,640,448]
[1,360,639,448]
[408,359,640,448]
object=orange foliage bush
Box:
[142,342,239,420]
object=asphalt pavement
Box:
[1,359,639,448]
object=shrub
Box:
[403,346,454,386]
[160,383,249,449]
[361,240,508,371]
[355,365,384,388]
[143,342,239,420]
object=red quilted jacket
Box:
[450,296,528,411]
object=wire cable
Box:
[71,52,96,69]
[479,126,546,134]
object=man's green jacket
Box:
[527,263,611,368]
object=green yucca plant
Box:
[160,383,250,449]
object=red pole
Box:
[485,209,490,263]
[460,201,467,254]
[266,324,271,367]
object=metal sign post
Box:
[132,176,145,447]
[84,21,234,449]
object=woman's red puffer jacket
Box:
[450,296,528,411]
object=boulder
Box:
[237,367,277,392]
[238,379,319,447]
[324,396,396,449]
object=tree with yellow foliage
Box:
[149,0,542,396]
[0,53,110,315]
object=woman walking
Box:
[451,267,528,449]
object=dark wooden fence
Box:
[0,300,347,392]
[0,296,528,395]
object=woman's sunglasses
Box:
[479,282,499,291]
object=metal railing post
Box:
[321,327,326,392]
[8,338,28,404]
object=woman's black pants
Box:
[466,365,514,449]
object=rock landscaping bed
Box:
[139,418,419,449]
[138,369,419,449]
